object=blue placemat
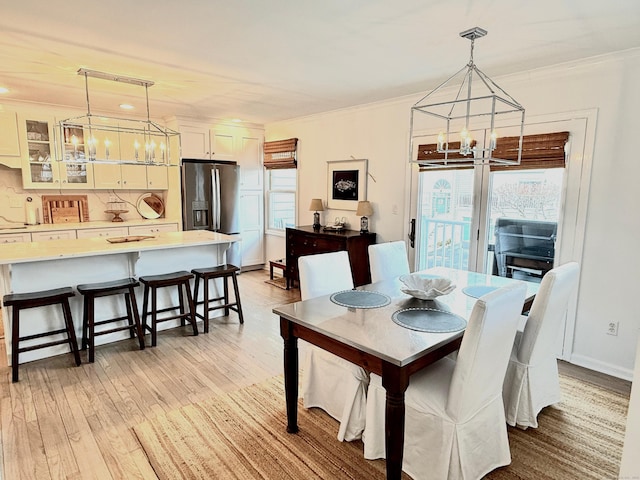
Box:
[330,290,391,309]
[462,285,499,299]
[391,307,467,333]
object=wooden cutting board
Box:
[42,195,89,224]
[51,206,81,223]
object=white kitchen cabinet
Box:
[236,130,263,189]
[146,165,169,190]
[128,223,178,235]
[210,128,235,161]
[0,110,21,168]
[75,226,128,239]
[239,190,264,267]
[93,163,148,190]
[31,230,77,241]
[20,117,94,189]
[0,232,31,244]
[180,125,211,159]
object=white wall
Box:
[265,48,640,378]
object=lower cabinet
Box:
[0,232,31,244]
[76,227,128,239]
[128,223,178,235]
[31,230,77,241]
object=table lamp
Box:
[309,199,324,230]
[356,201,373,234]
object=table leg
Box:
[382,364,410,480]
[280,317,299,433]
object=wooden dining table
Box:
[273,266,539,480]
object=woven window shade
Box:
[417,141,476,171]
[490,132,570,171]
[264,138,298,169]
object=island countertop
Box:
[0,230,239,265]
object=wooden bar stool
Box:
[192,264,244,333]
[139,271,198,347]
[77,277,145,363]
[3,287,81,382]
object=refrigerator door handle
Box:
[212,167,221,230]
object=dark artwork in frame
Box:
[332,170,359,201]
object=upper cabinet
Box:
[0,110,21,168]
[20,116,93,189]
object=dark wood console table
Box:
[285,226,376,288]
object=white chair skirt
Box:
[503,338,561,428]
[302,341,369,441]
[363,360,512,480]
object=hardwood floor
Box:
[0,270,630,479]
[0,270,299,480]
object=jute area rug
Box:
[133,374,628,480]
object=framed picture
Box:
[327,159,368,210]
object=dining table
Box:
[273,266,539,480]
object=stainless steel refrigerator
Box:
[181,159,241,267]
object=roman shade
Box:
[264,138,298,169]
[490,132,570,171]
[417,132,569,172]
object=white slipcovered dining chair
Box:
[368,240,410,283]
[503,262,580,429]
[363,282,527,480]
[298,251,369,441]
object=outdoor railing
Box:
[417,217,471,271]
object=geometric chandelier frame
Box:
[409,27,525,169]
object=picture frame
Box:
[326,159,368,210]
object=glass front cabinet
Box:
[20,116,94,189]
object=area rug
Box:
[264,276,288,290]
[134,374,628,480]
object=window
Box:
[267,168,296,232]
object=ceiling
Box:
[1,1,639,125]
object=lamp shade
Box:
[356,201,373,216]
[309,198,324,211]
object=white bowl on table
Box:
[399,274,456,300]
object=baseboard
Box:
[569,353,634,381]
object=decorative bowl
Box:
[399,274,456,300]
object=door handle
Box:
[409,218,416,248]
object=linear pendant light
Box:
[58,68,179,166]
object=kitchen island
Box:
[0,230,239,364]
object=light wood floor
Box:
[0,270,630,479]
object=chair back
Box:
[517,262,580,365]
[368,241,410,283]
[298,251,354,301]
[446,282,527,422]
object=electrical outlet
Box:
[9,197,22,208]
[392,204,399,215]
[606,321,619,336]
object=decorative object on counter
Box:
[42,195,89,224]
[136,193,165,219]
[409,27,525,169]
[24,196,39,225]
[327,159,368,210]
[105,200,129,222]
[356,200,373,234]
[309,198,324,230]
[106,235,155,244]
[399,274,456,300]
[58,68,179,166]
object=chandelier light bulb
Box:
[490,130,498,151]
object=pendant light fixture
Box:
[409,27,525,169]
[58,68,179,166]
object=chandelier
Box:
[409,27,525,169]
[58,68,179,166]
